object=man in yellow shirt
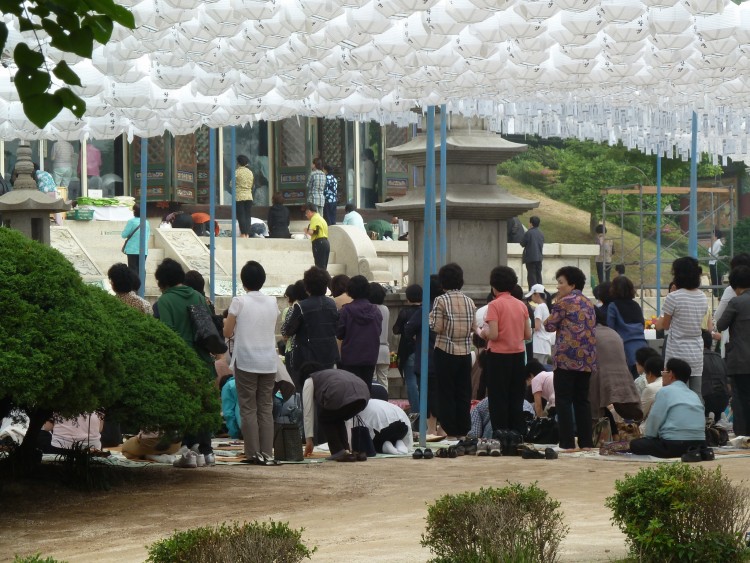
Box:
[303,203,330,270]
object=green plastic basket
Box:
[72,208,94,221]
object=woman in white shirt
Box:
[224,261,280,465]
[526,284,555,365]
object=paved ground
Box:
[3,453,749,562]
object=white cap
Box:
[524,284,546,299]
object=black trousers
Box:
[554,368,593,449]
[126,253,146,287]
[629,437,706,458]
[323,201,337,226]
[525,261,542,290]
[319,398,368,455]
[338,364,375,392]
[710,263,720,288]
[596,261,611,285]
[312,238,330,270]
[434,348,472,437]
[237,199,253,235]
[704,393,729,424]
[732,375,750,436]
[373,421,409,452]
[485,351,527,434]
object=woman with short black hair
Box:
[607,276,648,377]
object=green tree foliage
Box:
[0,228,220,456]
[499,139,724,234]
[0,0,135,128]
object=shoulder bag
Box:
[351,415,377,457]
[188,303,228,354]
[121,224,141,254]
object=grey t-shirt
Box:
[663,288,707,378]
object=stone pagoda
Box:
[377,115,539,292]
[0,143,70,244]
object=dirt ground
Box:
[3,454,750,562]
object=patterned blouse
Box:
[117,291,153,315]
[235,166,254,202]
[324,173,338,203]
[429,290,477,356]
[544,290,596,372]
[307,169,326,209]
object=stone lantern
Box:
[377,115,539,292]
[0,143,70,245]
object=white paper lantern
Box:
[699,36,738,56]
[603,18,647,42]
[229,0,278,20]
[599,0,646,23]
[647,31,695,49]
[681,0,728,16]
[498,9,548,39]
[348,2,392,35]
[650,4,693,34]
[694,5,739,41]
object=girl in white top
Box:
[526,284,555,364]
[655,257,707,396]
[223,261,280,464]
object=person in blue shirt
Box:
[121,204,151,284]
[629,358,706,458]
[220,375,242,439]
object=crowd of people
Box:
[11,214,750,466]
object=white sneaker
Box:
[382,441,400,455]
[190,445,207,467]
[173,451,198,468]
[145,454,176,464]
[395,439,409,455]
[204,453,216,466]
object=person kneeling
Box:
[629,358,706,458]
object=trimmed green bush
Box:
[606,463,750,562]
[421,483,568,563]
[0,228,220,465]
[146,520,315,563]
[13,555,66,563]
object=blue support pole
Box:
[439,105,447,266]
[209,128,217,303]
[419,106,437,447]
[656,150,662,315]
[138,138,148,298]
[231,127,238,297]
[689,112,698,258]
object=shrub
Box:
[146,520,315,563]
[421,483,568,563]
[0,228,219,468]
[606,463,750,562]
[13,555,66,563]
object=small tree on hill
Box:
[0,228,220,466]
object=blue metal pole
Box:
[209,128,216,303]
[689,112,698,258]
[656,150,662,315]
[419,106,437,447]
[231,127,237,297]
[138,138,148,298]
[439,105,447,267]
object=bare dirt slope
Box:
[4,455,750,562]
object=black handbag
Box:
[350,415,376,457]
[274,422,303,462]
[188,304,228,355]
[526,417,559,444]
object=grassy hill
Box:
[498,175,687,308]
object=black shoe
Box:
[447,445,458,458]
[459,438,478,455]
[455,444,465,456]
[681,446,702,463]
[700,446,715,461]
[521,448,545,459]
[423,448,434,459]
[412,448,424,459]
[545,447,558,460]
[436,447,449,458]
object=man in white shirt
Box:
[51,140,75,187]
[342,203,366,232]
[709,229,724,288]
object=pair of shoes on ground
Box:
[241,452,280,466]
[681,445,715,463]
[476,439,502,457]
[519,444,558,460]
[382,439,410,455]
[173,446,217,468]
[436,446,461,458]
[456,437,478,455]
[412,448,434,459]
[325,449,367,462]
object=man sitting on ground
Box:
[629,358,706,458]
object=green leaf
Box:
[82,0,136,28]
[18,17,42,33]
[13,43,45,69]
[53,61,82,87]
[22,93,63,128]
[67,27,94,58]
[82,14,113,44]
[55,87,86,118]
[41,17,64,39]
[0,22,7,55]
[14,68,51,101]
